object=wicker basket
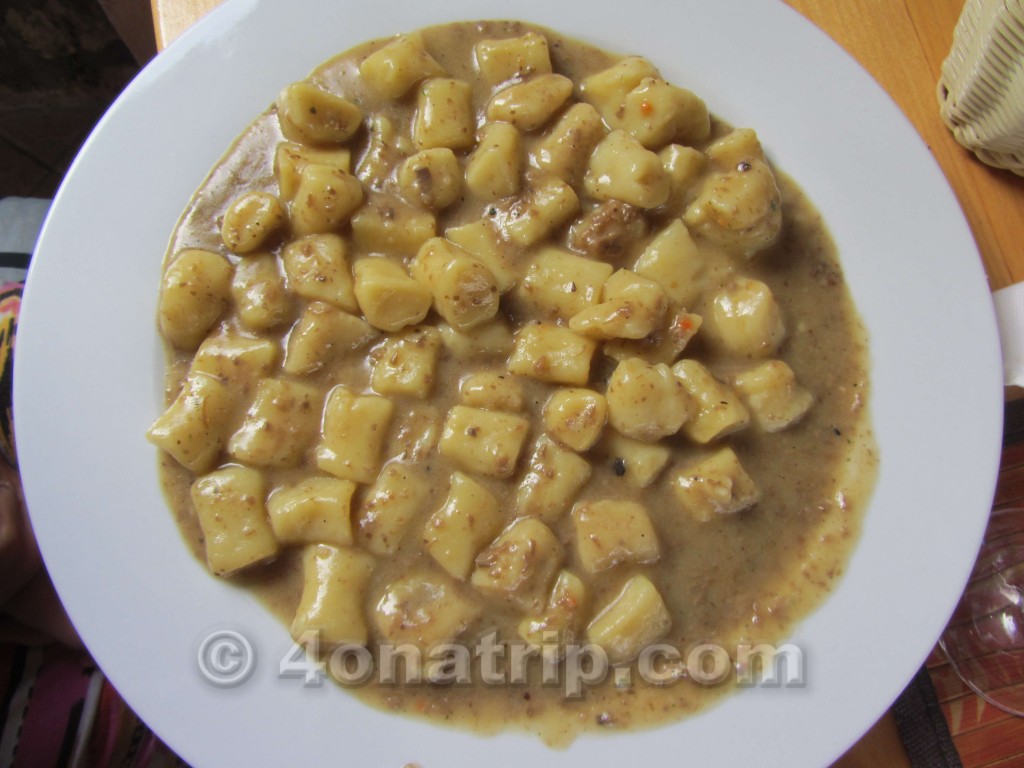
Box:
[938,0,1024,175]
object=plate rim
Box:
[13,0,1003,765]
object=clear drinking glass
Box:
[939,506,1024,715]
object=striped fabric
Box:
[0,643,186,768]
[0,282,21,468]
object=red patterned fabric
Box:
[0,281,20,468]
[0,642,184,767]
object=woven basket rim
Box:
[938,0,1024,175]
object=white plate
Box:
[15,0,1003,766]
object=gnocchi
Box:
[150,20,874,745]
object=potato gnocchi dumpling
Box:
[474,30,552,84]
[423,472,503,580]
[157,248,233,350]
[190,466,279,576]
[374,569,482,651]
[275,82,362,146]
[465,122,522,201]
[220,191,286,254]
[414,78,475,150]
[518,569,588,649]
[485,73,574,131]
[684,129,783,256]
[292,544,375,646]
[150,20,873,745]
[267,476,357,546]
[281,233,358,311]
[586,574,672,664]
[470,516,565,613]
[358,33,446,99]
[397,148,463,209]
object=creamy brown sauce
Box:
[154,20,876,746]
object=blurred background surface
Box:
[0,0,153,198]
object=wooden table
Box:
[150,1,1024,765]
